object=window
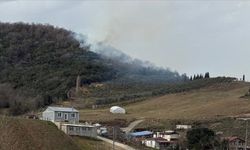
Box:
[71,113,75,118]
[69,126,74,131]
[57,112,62,118]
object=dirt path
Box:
[121,119,144,134]
[97,136,135,150]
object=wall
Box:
[54,111,79,123]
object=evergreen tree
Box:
[200,74,204,79]
[193,75,196,80]
[205,72,210,78]
[190,76,193,81]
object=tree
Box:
[187,128,219,150]
[190,76,193,81]
[193,75,197,80]
[200,74,204,79]
[205,72,210,78]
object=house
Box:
[223,136,245,150]
[42,106,79,124]
[142,137,178,150]
[176,125,192,130]
[61,123,97,138]
[153,130,179,141]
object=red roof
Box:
[224,136,245,142]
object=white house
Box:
[42,106,79,124]
[153,130,179,141]
[142,137,178,150]
[61,124,97,138]
[176,125,192,130]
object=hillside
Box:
[0,117,80,150]
[0,22,184,115]
[0,22,116,115]
[79,81,250,123]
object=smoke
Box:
[73,33,184,83]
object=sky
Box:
[0,0,249,79]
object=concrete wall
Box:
[63,125,97,138]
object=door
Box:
[64,113,68,121]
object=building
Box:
[61,124,97,138]
[129,131,153,141]
[42,106,79,124]
[142,137,178,150]
[153,130,179,141]
[176,125,192,130]
[224,136,245,150]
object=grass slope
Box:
[0,117,80,150]
[79,81,250,123]
[73,136,124,150]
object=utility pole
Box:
[238,118,249,150]
[245,120,248,150]
[113,127,115,150]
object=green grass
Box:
[0,116,81,150]
[72,136,124,150]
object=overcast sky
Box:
[0,0,249,79]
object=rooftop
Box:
[62,123,95,128]
[145,137,177,143]
[130,131,153,137]
[224,136,245,142]
[46,106,79,112]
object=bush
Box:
[187,128,219,150]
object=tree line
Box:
[190,72,210,81]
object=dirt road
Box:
[97,136,135,150]
[120,119,144,134]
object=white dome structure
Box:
[110,106,126,114]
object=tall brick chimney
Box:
[76,75,81,94]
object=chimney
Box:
[76,75,81,94]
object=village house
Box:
[224,136,245,150]
[176,125,192,130]
[61,123,97,138]
[129,131,153,141]
[42,106,99,138]
[42,106,79,124]
[142,137,178,150]
[153,130,179,141]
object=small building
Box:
[129,131,153,141]
[153,130,179,141]
[61,124,97,138]
[224,136,245,150]
[110,106,126,114]
[176,125,192,130]
[142,137,178,150]
[42,106,79,124]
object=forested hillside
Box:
[0,22,184,115]
[0,22,115,114]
